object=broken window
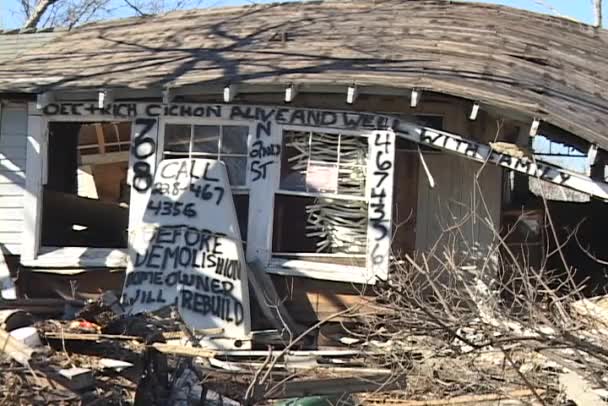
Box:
[163,124,249,241]
[530,134,590,202]
[41,122,131,248]
[273,130,368,265]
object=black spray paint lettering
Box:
[369,132,394,268]
[145,104,222,118]
[131,118,157,192]
[179,289,244,326]
[250,121,280,181]
[370,132,393,242]
[42,103,137,117]
[153,160,225,205]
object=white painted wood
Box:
[285,84,298,103]
[268,257,370,284]
[366,130,395,282]
[0,159,26,172]
[0,196,28,209]
[127,118,159,243]
[0,251,15,299]
[0,220,23,233]
[20,247,128,268]
[0,234,23,245]
[0,171,25,183]
[0,103,27,256]
[346,85,358,104]
[246,121,280,265]
[0,183,27,196]
[22,109,44,261]
[0,134,30,148]
[224,84,238,103]
[411,89,421,107]
[0,209,24,220]
[123,159,251,338]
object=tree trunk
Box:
[594,0,602,28]
[23,0,59,29]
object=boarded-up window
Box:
[273,130,368,261]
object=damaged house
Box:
[0,0,607,343]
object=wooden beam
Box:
[162,86,175,105]
[284,84,298,103]
[223,84,238,103]
[529,117,541,136]
[0,327,36,366]
[98,89,113,109]
[396,126,608,201]
[150,343,216,358]
[346,84,358,104]
[469,102,480,121]
[410,88,421,107]
[35,92,54,110]
[94,124,106,154]
[80,151,129,165]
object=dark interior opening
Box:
[41,121,131,248]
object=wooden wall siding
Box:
[391,149,419,258]
[415,154,502,262]
[0,103,26,254]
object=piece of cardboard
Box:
[122,159,251,339]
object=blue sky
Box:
[0,0,603,29]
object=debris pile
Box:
[0,291,402,405]
[354,256,608,405]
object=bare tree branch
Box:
[123,0,151,17]
[595,0,603,27]
[23,0,59,29]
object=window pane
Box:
[280,130,368,196]
[221,126,248,155]
[233,194,249,242]
[165,124,191,153]
[192,125,220,154]
[223,157,247,186]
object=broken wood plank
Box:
[150,343,216,358]
[58,367,96,391]
[248,260,303,337]
[361,389,545,405]
[43,329,219,342]
[0,326,36,366]
[44,332,142,341]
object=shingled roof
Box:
[0,0,607,148]
[0,29,60,63]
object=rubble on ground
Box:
[1,287,608,405]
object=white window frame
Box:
[268,126,381,284]
[22,106,396,284]
[22,108,135,267]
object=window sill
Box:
[21,247,128,270]
[267,257,376,285]
[21,248,378,286]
